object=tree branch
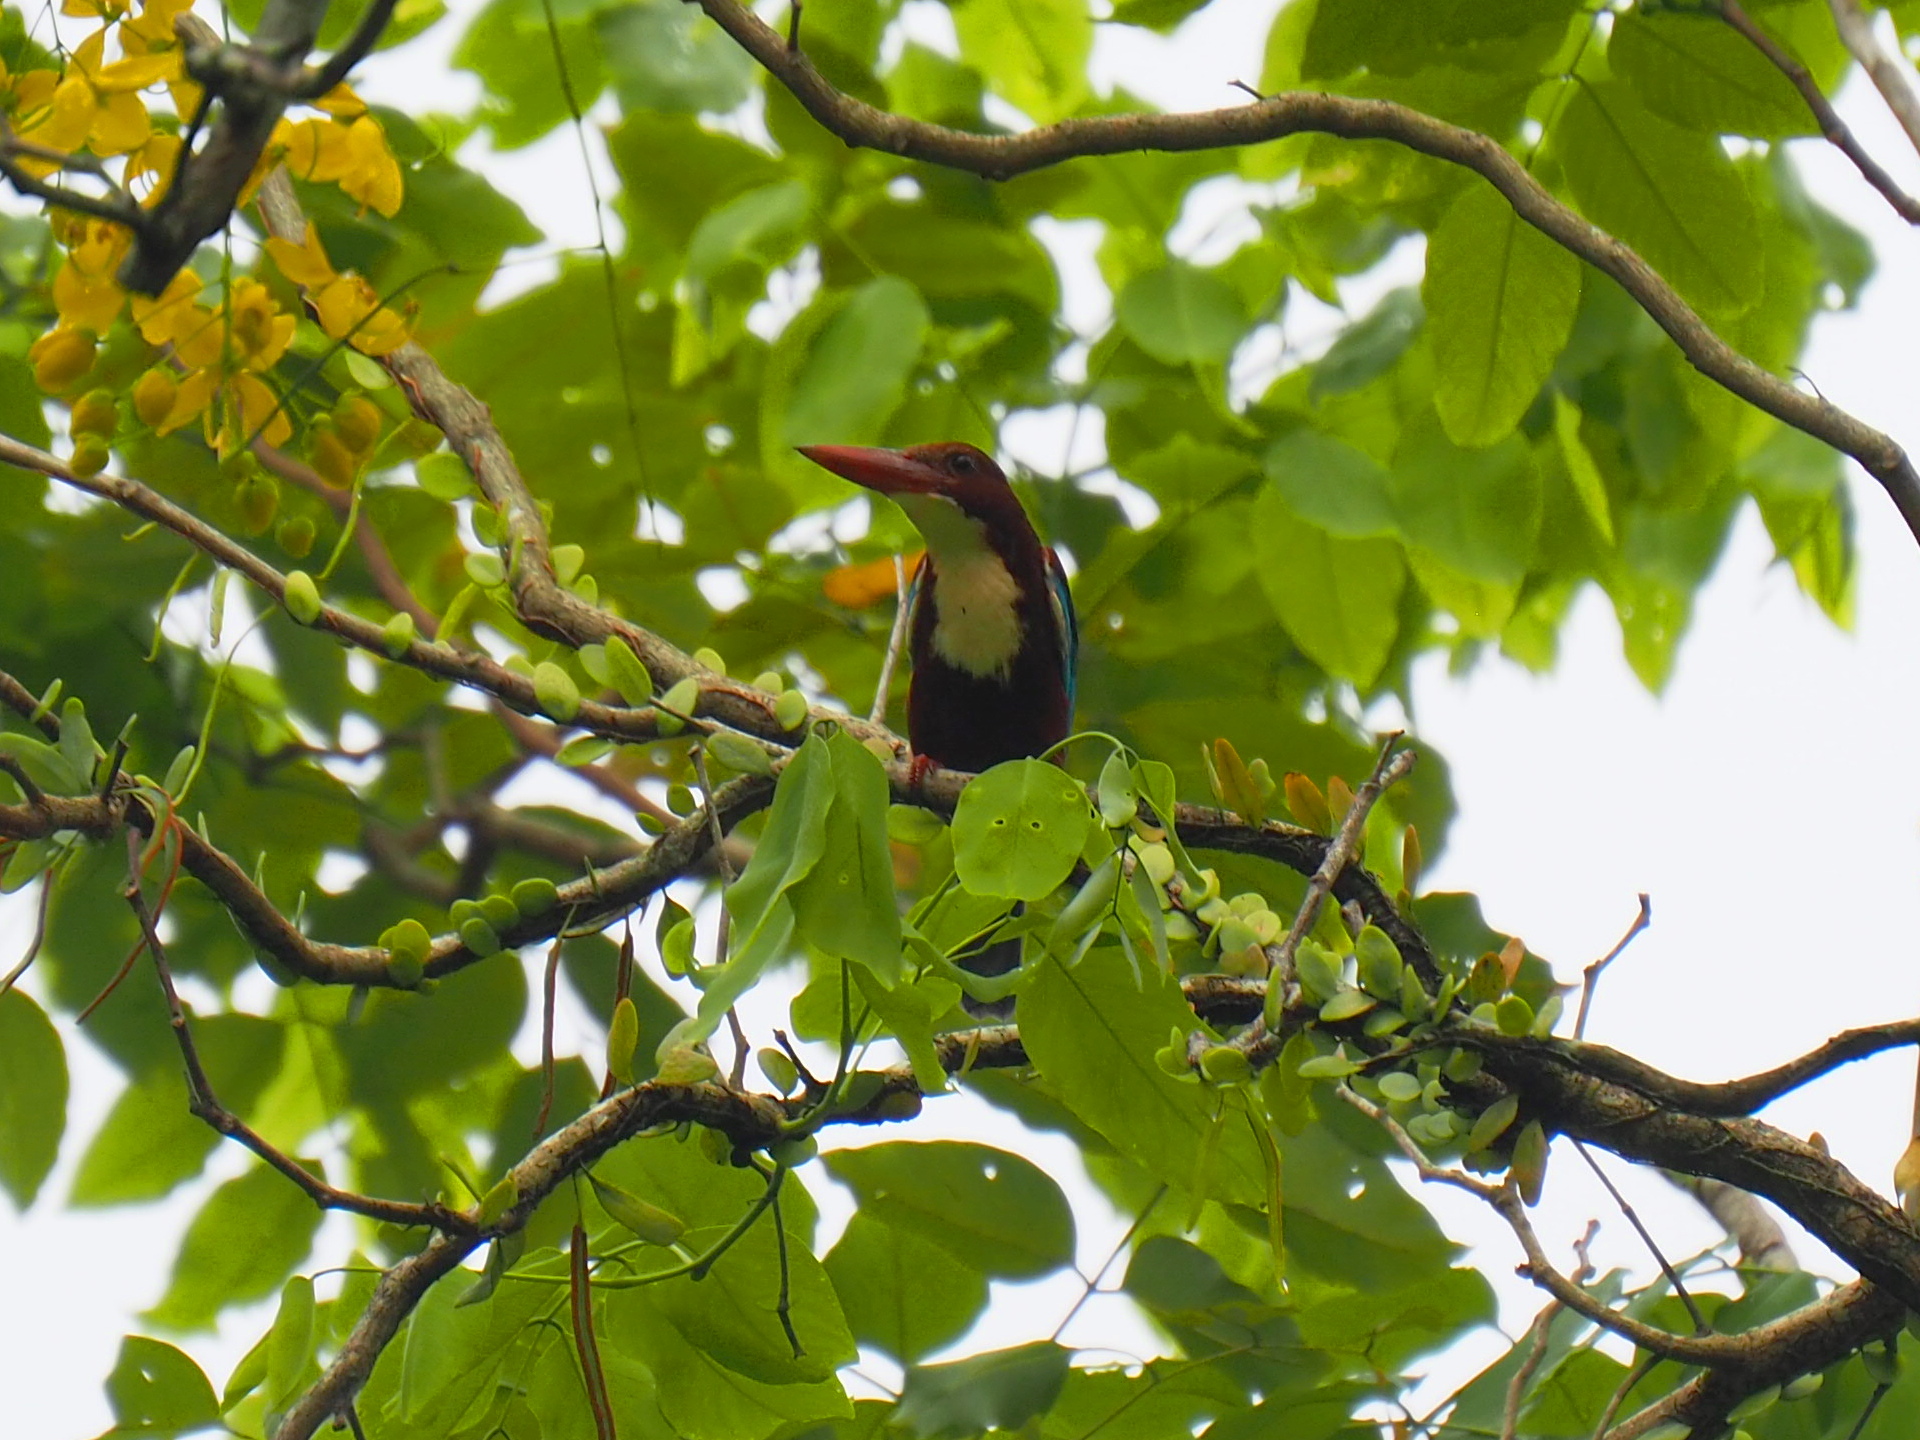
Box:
[1826,0,1920,164]
[695,0,1920,548]
[1720,0,1920,225]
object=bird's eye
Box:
[948,451,976,476]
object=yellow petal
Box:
[233,371,291,446]
[92,51,178,94]
[88,88,150,155]
[263,222,337,288]
[52,257,125,333]
[160,366,214,434]
[22,74,98,154]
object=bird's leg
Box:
[907,751,939,791]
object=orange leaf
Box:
[824,551,920,609]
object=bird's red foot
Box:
[907,752,939,791]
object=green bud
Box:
[381,610,416,658]
[459,916,501,956]
[656,1045,720,1085]
[757,1047,800,1095]
[1198,1045,1252,1085]
[774,687,810,731]
[510,877,560,917]
[282,570,322,625]
[478,893,519,931]
[606,997,638,1086]
[532,661,581,722]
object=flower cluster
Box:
[11,0,413,468]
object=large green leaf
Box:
[70,1014,284,1207]
[1424,184,1581,448]
[1116,262,1250,366]
[896,1343,1071,1440]
[825,1140,1075,1279]
[788,730,902,980]
[825,1211,991,1362]
[0,989,64,1207]
[950,759,1093,901]
[1018,947,1267,1207]
[144,1164,323,1330]
[951,0,1090,123]
[1610,8,1814,140]
[1558,80,1763,319]
[1251,487,1406,687]
[1263,429,1397,540]
[101,1335,220,1436]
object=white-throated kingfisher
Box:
[797,442,1078,774]
[799,442,1078,1018]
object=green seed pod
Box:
[769,1135,819,1167]
[606,997,638,1086]
[235,472,279,535]
[587,1172,684,1245]
[532,660,581,721]
[478,894,519,932]
[476,1174,518,1227]
[1198,1045,1252,1085]
[604,635,652,706]
[1047,854,1121,956]
[276,515,317,559]
[68,434,111,478]
[757,1047,800,1095]
[381,610,416,658]
[510,877,559,917]
[657,1044,720,1085]
[459,916,501,956]
[282,570,322,625]
[774,687,810,731]
[691,646,726,676]
[706,730,773,776]
[1510,1119,1549,1206]
[70,387,118,438]
[1494,993,1535,1037]
[750,670,783,694]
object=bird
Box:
[796,442,1077,774]
[797,441,1079,1016]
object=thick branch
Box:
[1827,0,1920,163]
[696,0,1920,547]
[1720,0,1920,225]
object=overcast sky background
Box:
[9,0,1920,1433]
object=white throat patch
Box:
[897,494,1026,680]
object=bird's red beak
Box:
[796,445,940,496]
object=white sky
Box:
[9,1,1920,1434]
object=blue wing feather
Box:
[1044,547,1078,715]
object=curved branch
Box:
[695,0,1920,547]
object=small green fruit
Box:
[282,570,322,625]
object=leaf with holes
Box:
[951,759,1092,901]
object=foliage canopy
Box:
[2,0,1918,1437]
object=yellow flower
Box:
[16,29,179,161]
[51,217,131,333]
[264,222,413,356]
[224,278,296,371]
[276,113,403,218]
[28,326,96,392]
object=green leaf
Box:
[1263,429,1397,540]
[950,759,1093,901]
[1311,287,1422,397]
[1611,8,1814,140]
[599,0,755,114]
[683,180,811,285]
[852,967,960,1093]
[826,1140,1075,1279]
[825,1211,991,1363]
[145,1163,323,1330]
[0,989,65,1207]
[1558,80,1763,319]
[71,1015,284,1206]
[651,1218,857,1384]
[1424,184,1580,448]
[1019,947,1267,1206]
[1550,394,1616,544]
[690,732,836,1045]
[951,0,1090,123]
[1389,416,1542,587]
[1116,262,1249,366]
[263,1275,316,1416]
[102,1335,220,1435]
[770,277,930,484]
[896,1342,1071,1440]
[789,731,902,979]
[1251,487,1406,687]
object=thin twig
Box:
[1720,0,1920,224]
[1336,1085,1738,1365]
[1827,0,1920,161]
[1575,893,1651,1040]
[1227,736,1414,1066]
[0,871,55,997]
[693,0,1920,546]
[869,554,911,725]
[1573,1141,1709,1334]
